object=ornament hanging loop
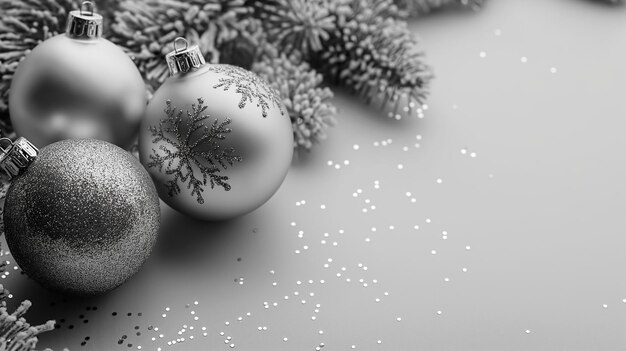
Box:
[0,137,38,180]
[174,37,189,54]
[165,38,206,76]
[66,1,103,39]
[80,1,95,16]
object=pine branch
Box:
[319,0,433,119]
[109,0,261,91]
[252,0,433,120]
[252,43,336,151]
[393,0,486,18]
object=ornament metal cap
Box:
[66,1,103,40]
[166,37,206,76]
[0,137,38,180]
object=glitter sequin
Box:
[4,139,160,295]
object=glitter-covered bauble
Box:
[8,2,146,149]
[1,138,160,295]
[138,38,293,221]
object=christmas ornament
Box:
[138,38,293,221]
[8,1,146,149]
[1,138,160,295]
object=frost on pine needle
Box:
[252,44,336,151]
[110,0,260,91]
[393,0,486,18]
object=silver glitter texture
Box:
[4,139,160,295]
[209,64,284,118]
[147,98,242,204]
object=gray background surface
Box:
[3,0,626,350]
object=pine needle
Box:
[252,43,336,151]
[253,0,433,120]
[0,243,56,351]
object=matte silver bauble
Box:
[139,38,293,221]
[8,4,146,149]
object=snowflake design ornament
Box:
[209,65,284,118]
[147,98,242,204]
[139,38,293,221]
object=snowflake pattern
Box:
[209,64,284,118]
[147,98,242,204]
